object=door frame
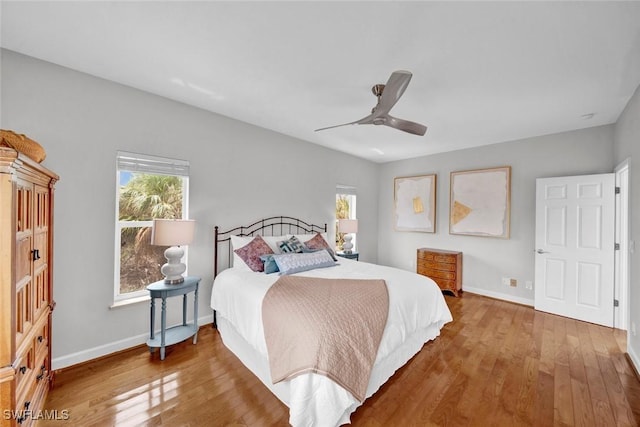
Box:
[614,158,630,331]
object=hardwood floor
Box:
[40,293,640,426]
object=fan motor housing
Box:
[372,84,385,97]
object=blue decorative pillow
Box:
[272,251,337,275]
[277,236,305,253]
[302,246,338,262]
[259,254,280,274]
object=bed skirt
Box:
[216,314,444,426]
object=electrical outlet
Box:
[501,277,510,286]
[525,280,533,290]
[510,278,517,287]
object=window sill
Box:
[110,294,150,309]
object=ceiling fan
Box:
[315,70,427,136]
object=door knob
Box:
[536,249,550,254]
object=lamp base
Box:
[342,234,354,254]
[161,246,187,285]
[163,277,185,285]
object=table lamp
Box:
[338,219,358,254]
[151,219,196,284]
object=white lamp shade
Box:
[338,219,358,234]
[151,219,196,246]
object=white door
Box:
[534,174,615,327]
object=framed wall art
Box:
[394,174,437,233]
[449,166,511,238]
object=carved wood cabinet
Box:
[417,248,462,297]
[0,148,58,426]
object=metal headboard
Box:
[213,216,327,278]
[212,216,327,329]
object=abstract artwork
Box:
[394,174,436,233]
[449,166,511,238]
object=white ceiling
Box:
[2,1,640,163]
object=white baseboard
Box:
[628,341,640,375]
[463,286,534,307]
[52,313,214,370]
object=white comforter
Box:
[211,258,453,426]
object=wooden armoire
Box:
[0,147,58,426]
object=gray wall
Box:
[378,126,615,304]
[1,50,380,368]
[3,48,637,373]
[613,83,640,367]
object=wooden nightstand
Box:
[417,248,462,297]
[336,251,359,261]
[147,276,200,360]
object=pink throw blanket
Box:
[262,275,389,402]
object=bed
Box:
[211,216,452,426]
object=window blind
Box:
[336,184,357,195]
[116,151,189,176]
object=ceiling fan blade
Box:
[374,70,413,116]
[315,113,375,132]
[315,70,424,135]
[384,115,427,136]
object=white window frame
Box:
[114,151,190,304]
[336,185,357,251]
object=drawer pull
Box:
[36,364,46,381]
[31,248,41,261]
[19,366,26,374]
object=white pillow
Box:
[230,235,286,269]
[262,235,286,253]
[230,235,253,271]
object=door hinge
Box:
[615,243,620,250]
[614,299,619,307]
[615,186,621,194]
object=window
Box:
[114,151,189,302]
[335,185,357,251]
